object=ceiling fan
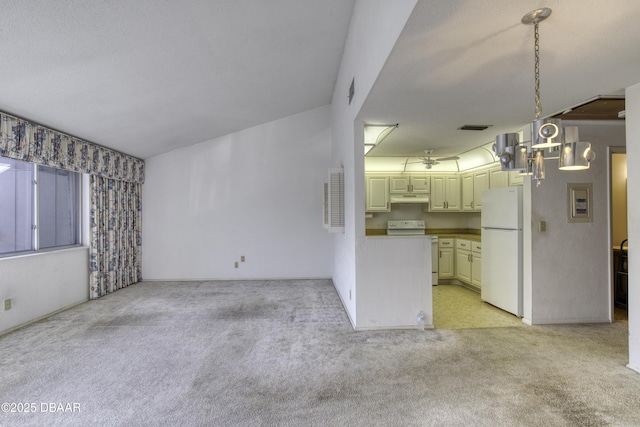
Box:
[407,149,460,169]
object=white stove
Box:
[386,220,438,285]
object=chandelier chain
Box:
[534,22,541,119]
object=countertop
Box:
[365,228,481,242]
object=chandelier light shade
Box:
[532,117,563,148]
[494,133,520,170]
[532,150,545,182]
[559,126,595,170]
[515,144,531,174]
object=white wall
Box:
[356,236,431,329]
[0,248,89,335]
[330,0,418,327]
[142,106,333,280]
[526,121,625,324]
[626,82,640,372]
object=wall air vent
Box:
[458,124,491,131]
[323,167,344,233]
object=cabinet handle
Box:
[439,250,442,258]
[471,201,474,209]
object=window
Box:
[0,158,81,256]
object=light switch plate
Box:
[539,220,546,232]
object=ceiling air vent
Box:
[458,124,491,131]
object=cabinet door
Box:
[461,173,474,211]
[490,167,509,188]
[508,171,524,186]
[444,175,461,210]
[438,247,455,279]
[430,176,446,211]
[473,170,489,211]
[389,176,410,193]
[365,176,390,212]
[456,249,472,283]
[471,253,482,288]
[411,176,430,193]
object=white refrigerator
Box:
[481,186,523,317]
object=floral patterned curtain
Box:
[90,175,142,299]
[0,111,144,299]
[0,113,144,184]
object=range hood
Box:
[390,194,429,204]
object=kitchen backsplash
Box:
[365,204,481,230]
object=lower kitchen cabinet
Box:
[438,238,455,279]
[471,241,482,288]
[455,239,472,283]
[455,238,482,289]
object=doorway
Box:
[610,148,628,323]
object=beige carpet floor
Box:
[0,279,638,426]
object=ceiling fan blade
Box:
[435,155,460,161]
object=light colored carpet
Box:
[1,279,639,426]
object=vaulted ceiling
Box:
[2,1,640,163]
[0,0,354,159]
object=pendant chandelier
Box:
[494,8,595,186]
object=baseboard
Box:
[0,299,88,337]
[141,277,332,282]
[626,363,640,374]
[331,281,356,330]
[354,324,434,331]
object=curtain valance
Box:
[0,112,144,184]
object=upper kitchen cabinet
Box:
[490,166,524,188]
[462,169,489,212]
[489,166,508,188]
[390,175,430,194]
[429,175,460,211]
[365,174,390,212]
[508,171,524,186]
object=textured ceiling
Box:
[3,1,640,163]
[362,0,640,160]
[0,0,354,159]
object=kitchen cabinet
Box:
[489,166,508,188]
[508,171,524,186]
[390,175,430,194]
[365,175,390,212]
[491,166,525,188]
[430,175,460,211]
[462,170,489,211]
[455,238,482,289]
[455,239,472,283]
[471,241,482,288]
[438,238,455,279]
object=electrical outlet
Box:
[234,262,239,268]
[4,298,11,311]
[539,220,547,232]
[241,256,245,262]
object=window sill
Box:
[0,245,88,261]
